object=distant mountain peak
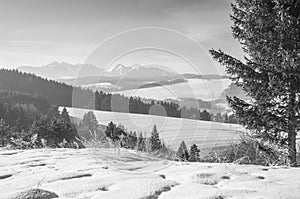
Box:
[104,64,176,78]
[44,61,75,70]
[17,62,103,80]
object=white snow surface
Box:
[63,107,244,152]
[1,148,300,199]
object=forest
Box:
[0,69,236,123]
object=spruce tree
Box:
[189,144,200,162]
[82,111,99,133]
[60,107,80,140]
[177,141,189,161]
[210,0,300,166]
[61,107,71,124]
[150,124,162,151]
[95,90,100,110]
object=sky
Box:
[0,0,244,74]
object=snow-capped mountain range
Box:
[18,62,102,79]
[18,62,177,80]
[103,64,177,79]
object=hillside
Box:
[62,107,243,151]
[0,69,94,108]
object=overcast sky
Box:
[0,0,244,74]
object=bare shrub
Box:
[80,130,113,148]
[202,132,289,166]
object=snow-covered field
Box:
[63,107,243,152]
[112,79,231,101]
[1,148,299,199]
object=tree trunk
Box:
[288,91,297,167]
[288,128,297,166]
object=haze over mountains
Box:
[18,62,228,81]
[18,62,177,80]
[18,62,103,79]
[16,61,245,111]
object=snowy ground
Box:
[1,148,300,199]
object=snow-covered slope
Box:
[1,148,299,199]
[62,107,242,151]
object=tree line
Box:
[95,90,238,123]
[0,90,83,148]
[0,69,94,108]
[0,69,238,124]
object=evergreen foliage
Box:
[189,144,201,162]
[104,121,127,145]
[94,90,233,123]
[0,90,55,127]
[138,132,146,151]
[177,141,190,161]
[0,69,94,108]
[82,111,99,133]
[209,0,300,166]
[149,124,162,151]
[61,107,72,124]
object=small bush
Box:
[202,132,288,166]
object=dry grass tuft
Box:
[201,132,289,166]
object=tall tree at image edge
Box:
[209,0,300,166]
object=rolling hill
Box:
[62,107,243,151]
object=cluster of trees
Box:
[95,91,181,117]
[100,119,201,162]
[101,121,168,153]
[104,122,147,151]
[177,141,201,162]
[179,107,238,123]
[0,106,83,149]
[95,90,238,123]
[0,90,58,127]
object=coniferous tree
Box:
[0,119,10,146]
[61,107,71,124]
[105,121,116,138]
[149,124,162,151]
[95,90,100,110]
[210,0,300,166]
[177,141,189,161]
[60,107,81,139]
[132,131,138,148]
[189,144,200,162]
[138,132,146,151]
[82,111,99,133]
[200,110,211,121]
